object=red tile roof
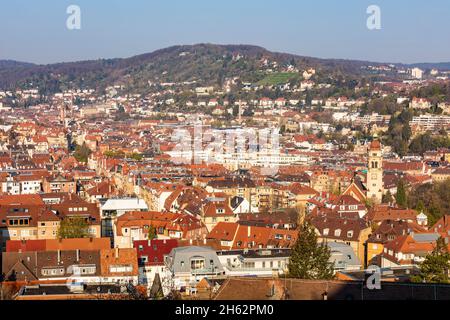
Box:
[0,194,44,206]
[133,239,178,266]
[6,238,111,252]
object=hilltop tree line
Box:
[383,109,413,157]
[406,179,450,227]
[382,108,449,157]
[391,178,450,227]
[410,82,450,105]
[409,133,450,155]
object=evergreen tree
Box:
[288,221,335,280]
[150,273,164,300]
[382,190,394,204]
[416,200,425,214]
[412,237,450,284]
[57,217,89,239]
[73,142,92,163]
[396,179,408,208]
[148,225,157,240]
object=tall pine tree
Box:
[148,224,157,240]
[396,179,408,208]
[288,221,335,280]
[416,200,425,214]
[382,190,394,204]
[412,237,450,284]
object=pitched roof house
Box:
[207,222,297,250]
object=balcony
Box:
[190,267,223,276]
[225,265,285,275]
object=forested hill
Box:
[0,43,448,93]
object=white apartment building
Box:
[410,114,450,132]
[217,249,290,278]
[354,113,391,126]
[1,177,20,195]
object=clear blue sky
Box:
[1,0,449,64]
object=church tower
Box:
[60,104,66,128]
[367,137,384,204]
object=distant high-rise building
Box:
[411,67,423,80]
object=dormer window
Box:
[334,229,341,237]
[190,259,205,271]
[323,228,329,236]
[347,230,354,238]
